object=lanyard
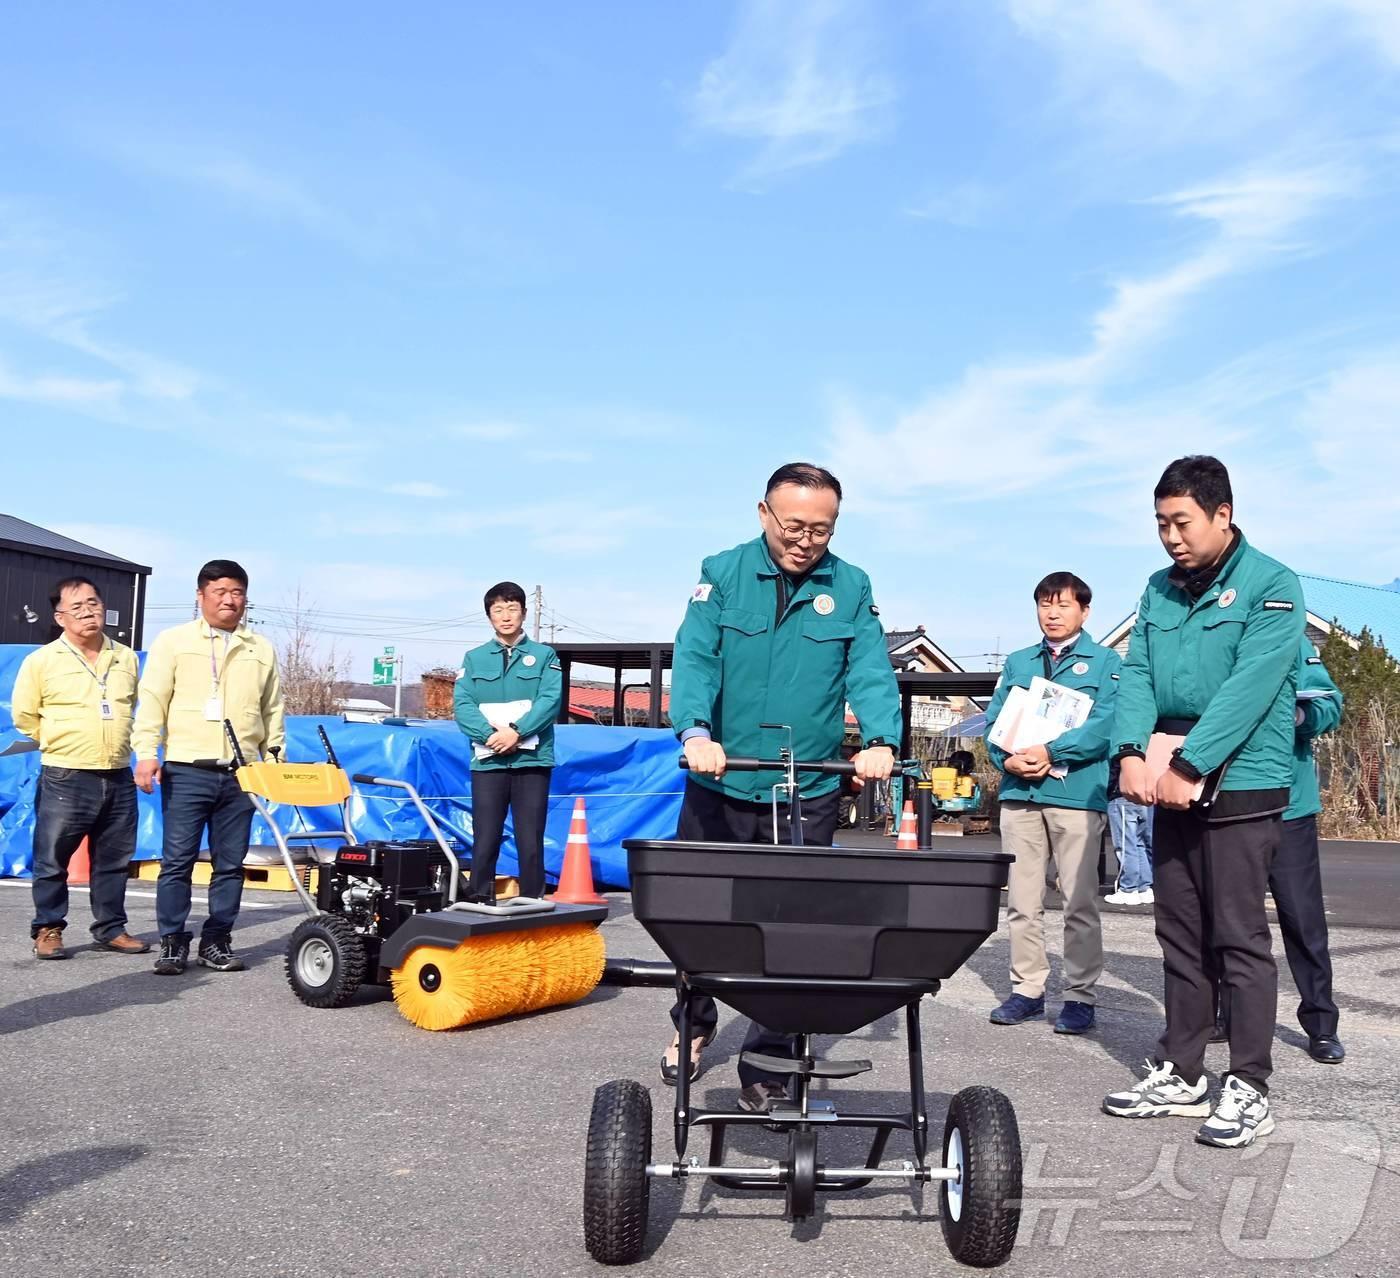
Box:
[61,637,111,696]
[209,631,232,694]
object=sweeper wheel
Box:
[939,1086,1022,1268]
[583,1079,652,1265]
[285,914,366,1009]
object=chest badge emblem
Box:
[813,594,835,615]
[1072,661,1089,675]
[1218,589,1237,608]
[522,654,537,667]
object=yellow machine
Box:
[209,723,607,1030]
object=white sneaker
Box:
[1135,888,1154,905]
[1104,891,1133,904]
[1196,1074,1274,1148]
[1103,1058,1211,1118]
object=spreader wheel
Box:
[583,1079,652,1265]
[940,1086,1022,1268]
[785,1129,818,1221]
[284,914,366,1009]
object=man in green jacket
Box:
[983,572,1120,1036]
[454,582,563,901]
[1214,638,1346,1062]
[1103,456,1304,1150]
[667,461,902,1108]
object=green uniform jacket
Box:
[983,635,1121,813]
[1111,532,1306,791]
[1286,638,1343,821]
[454,636,562,771]
[671,536,902,803]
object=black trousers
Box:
[1218,814,1339,1041]
[468,766,551,899]
[1154,808,1279,1093]
[669,778,840,1088]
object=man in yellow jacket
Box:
[133,560,284,976]
[12,577,148,959]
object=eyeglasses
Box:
[58,602,103,617]
[774,522,833,545]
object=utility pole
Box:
[394,655,403,717]
[532,584,543,641]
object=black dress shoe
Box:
[1308,1034,1345,1063]
[1207,1020,1228,1044]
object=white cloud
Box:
[387,481,450,499]
[902,182,997,228]
[1006,0,1400,140]
[0,202,202,411]
[449,421,527,442]
[692,0,896,184]
[828,159,1357,505]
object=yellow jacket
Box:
[11,638,139,769]
[132,619,285,764]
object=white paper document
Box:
[473,699,540,760]
[988,677,1095,779]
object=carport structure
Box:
[554,642,999,753]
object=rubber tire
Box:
[940,1086,1022,1268]
[284,914,367,1009]
[584,1079,652,1265]
[786,1129,818,1221]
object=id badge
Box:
[99,700,114,721]
[204,696,224,722]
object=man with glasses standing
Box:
[665,461,902,1110]
[133,560,284,976]
[12,578,147,959]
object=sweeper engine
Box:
[315,838,456,963]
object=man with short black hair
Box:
[12,578,147,958]
[983,572,1120,1035]
[454,581,563,900]
[1103,456,1303,1149]
[133,560,284,975]
[667,461,901,1109]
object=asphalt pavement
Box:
[0,869,1397,1278]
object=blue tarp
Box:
[0,644,682,888]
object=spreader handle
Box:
[680,756,857,775]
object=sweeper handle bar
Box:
[351,775,463,904]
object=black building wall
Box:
[0,549,148,648]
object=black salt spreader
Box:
[583,753,1023,1268]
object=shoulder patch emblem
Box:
[522,654,537,667]
[550,660,562,671]
[690,583,713,603]
[1262,600,1295,610]
[813,594,835,615]
[1217,589,1237,608]
[1306,656,1322,665]
[869,604,880,617]
[1072,661,1089,675]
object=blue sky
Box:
[3,1,1399,679]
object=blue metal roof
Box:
[1300,574,1400,648]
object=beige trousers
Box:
[999,801,1105,1004]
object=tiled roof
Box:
[1299,574,1400,648]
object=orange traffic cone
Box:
[548,797,607,905]
[896,801,918,852]
[69,837,91,885]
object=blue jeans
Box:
[156,763,254,942]
[1108,796,1154,892]
[30,766,138,941]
